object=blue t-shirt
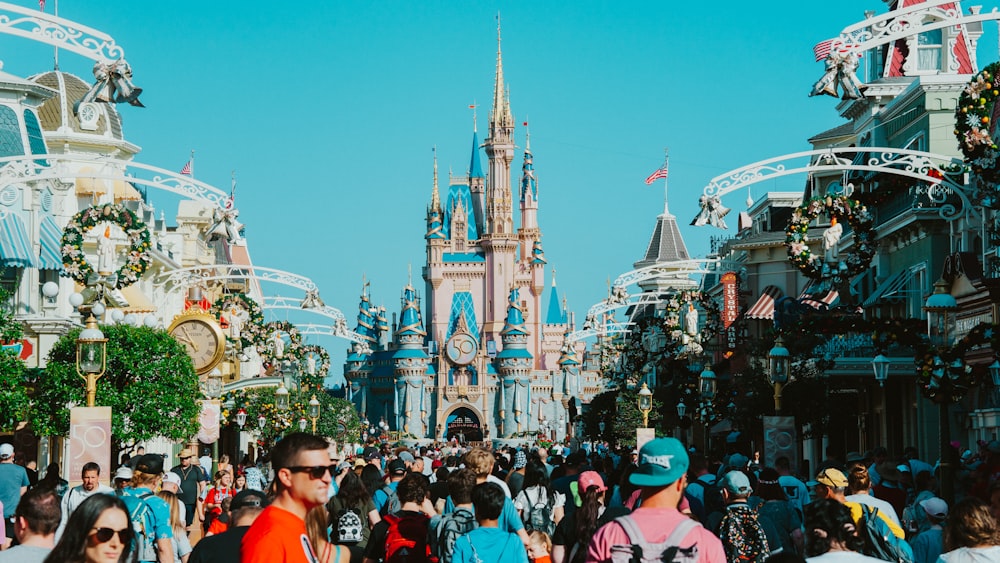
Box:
[443,495,524,533]
[0,464,28,518]
[452,527,527,563]
[119,486,173,562]
[372,481,398,514]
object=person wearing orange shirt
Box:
[241,433,333,563]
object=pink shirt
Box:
[586,507,725,563]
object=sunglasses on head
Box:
[286,464,337,479]
[90,527,131,544]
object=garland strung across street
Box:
[955,62,1000,186]
[210,293,266,352]
[913,322,999,404]
[786,195,876,285]
[60,203,152,288]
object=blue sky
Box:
[3,1,997,384]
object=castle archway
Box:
[444,406,483,443]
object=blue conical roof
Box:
[354,291,376,344]
[501,287,528,336]
[531,239,547,264]
[469,130,484,179]
[546,277,567,324]
[396,285,426,337]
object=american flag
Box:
[179,160,192,175]
[38,0,44,10]
[813,38,856,62]
[644,165,668,185]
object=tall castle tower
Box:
[346,26,600,444]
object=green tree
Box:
[0,286,28,431]
[34,324,201,445]
[221,388,360,445]
[583,388,662,449]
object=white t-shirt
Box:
[486,473,512,498]
[807,550,888,562]
[937,546,1000,563]
[514,486,566,512]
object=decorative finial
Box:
[551,267,557,286]
[662,148,671,216]
[408,263,413,287]
[469,102,478,132]
[524,118,530,151]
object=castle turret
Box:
[393,284,429,437]
[469,128,486,233]
[496,287,532,437]
[345,284,376,418]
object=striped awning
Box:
[863,269,916,307]
[0,213,35,268]
[799,280,838,309]
[745,285,783,320]
[37,215,63,271]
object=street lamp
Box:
[308,395,321,433]
[205,368,223,399]
[767,337,791,414]
[298,417,307,432]
[989,359,1000,387]
[637,383,653,428]
[923,277,958,504]
[275,381,289,411]
[872,354,890,387]
[699,363,717,399]
[76,312,108,408]
[235,408,247,429]
[257,414,266,431]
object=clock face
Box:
[446,333,478,366]
[78,103,98,125]
[170,318,224,374]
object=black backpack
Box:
[522,487,555,536]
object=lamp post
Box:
[924,277,958,504]
[676,400,687,444]
[767,337,791,414]
[235,408,247,429]
[872,354,890,387]
[637,383,653,428]
[298,418,307,432]
[699,363,717,400]
[205,368,223,399]
[989,359,1000,405]
[76,312,108,408]
[308,395,321,434]
[275,381,289,412]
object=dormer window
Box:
[917,29,943,71]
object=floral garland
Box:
[210,293,266,351]
[914,322,998,404]
[955,62,1000,185]
[60,204,152,288]
[258,320,305,369]
[660,290,722,352]
[786,195,876,281]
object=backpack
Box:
[334,506,365,544]
[608,514,701,563]
[125,491,158,562]
[857,505,915,563]
[384,512,432,563]
[380,484,401,516]
[428,507,477,563]
[523,487,555,535]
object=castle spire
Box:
[431,146,440,212]
[490,13,513,130]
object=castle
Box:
[344,33,602,443]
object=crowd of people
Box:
[0,435,997,562]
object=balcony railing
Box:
[813,331,917,360]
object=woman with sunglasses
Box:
[44,493,134,563]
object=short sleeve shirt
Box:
[119,486,174,556]
[0,464,28,518]
[241,505,318,563]
[170,465,206,505]
[587,507,725,563]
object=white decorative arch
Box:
[828,2,1000,56]
[0,2,127,62]
[0,154,232,209]
[700,148,974,223]
[262,296,366,344]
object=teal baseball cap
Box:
[629,437,689,487]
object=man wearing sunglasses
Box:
[242,433,332,563]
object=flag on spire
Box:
[227,171,236,209]
[179,160,192,176]
[644,164,668,185]
[38,0,45,10]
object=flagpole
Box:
[190,150,195,179]
[53,0,59,70]
[662,148,670,216]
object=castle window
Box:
[917,29,942,72]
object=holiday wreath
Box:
[299,345,331,389]
[786,195,876,281]
[60,203,151,289]
[211,293,266,352]
[259,320,304,368]
[955,62,1000,185]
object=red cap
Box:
[578,471,607,493]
